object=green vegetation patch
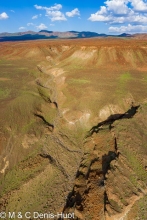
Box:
[0,88,10,99]
[116,72,132,97]
[41,106,57,125]
[4,93,41,132]
[119,72,132,82]
[68,78,90,85]
[38,86,53,102]
[0,149,48,197]
[5,166,63,215]
[17,67,28,70]
[137,195,147,220]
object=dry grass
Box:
[1,38,147,216]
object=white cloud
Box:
[32,15,38,19]
[34,5,44,10]
[88,0,147,25]
[109,24,147,33]
[131,0,147,12]
[34,4,66,21]
[46,10,66,21]
[10,10,15,13]
[105,0,130,15]
[36,23,47,30]
[66,8,80,17]
[19,27,26,30]
[27,23,34,26]
[0,12,9,20]
[34,4,62,11]
[50,24,55,26]
[32,14,42,19]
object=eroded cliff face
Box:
[0,38,147,219]
[62,104,147,220]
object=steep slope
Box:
[62,104,147,219]
[0,38,147,219]
[0,30,107,42]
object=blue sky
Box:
[1,0,147,34]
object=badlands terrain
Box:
[0,37,147,219]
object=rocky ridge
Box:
[0,38,147,219]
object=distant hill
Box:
[0,30,136,42]
[118,33,132,37]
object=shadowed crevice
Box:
[34,113,54,130]
[88,105,140,136]
[40,153,69,178]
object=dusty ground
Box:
[0,38,147,219]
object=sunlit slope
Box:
[0,38,147,219]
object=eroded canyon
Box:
[0,38,147,219]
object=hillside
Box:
[0,38,147,219]
[0,30,132,42]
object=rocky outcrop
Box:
[61,104,147,220]
[0,39,147,219]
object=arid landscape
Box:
[0,37,147,219]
